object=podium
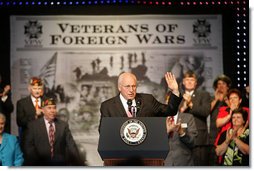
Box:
[98,117,169,166]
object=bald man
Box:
[99,72,182,131]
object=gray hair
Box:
[117,72,137,87]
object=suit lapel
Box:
[38,118,50,144]
[115,95,128,117]
[54,119,61,144]
[27,96,36,114]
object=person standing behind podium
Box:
[24,98,83,166]
[178,71,211,166]
[99,72,182,131]
[165,112,198,166]
[16,77,45,149]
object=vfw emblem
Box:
[120,119,147,145]
[24,20,43,47]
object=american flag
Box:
[39,52,57,89]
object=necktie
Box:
[49,121,55,159]
[126,110,133,117]
[127,106,136,117]
[35,98,39,110]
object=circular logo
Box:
[120,119,147,145]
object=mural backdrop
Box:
[10,15,222,166]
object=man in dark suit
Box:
[165,112,198,166]
[99,72,182,131]
[24,98,83,166]
[0,74,14,133]
[179,70,211,166]
[16,77,45,148]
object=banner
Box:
[11,15,222,166]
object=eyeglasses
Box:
[122,85,137,89]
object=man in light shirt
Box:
[24,98,83,166]
[178,70,211,166]
[99,72,182,131]
[16,77,45,150]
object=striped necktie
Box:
[49,121,55,159]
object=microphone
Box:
[136,99,141,115]
[127,99,132,106]
[127,99,132,114]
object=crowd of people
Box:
[0,71,249,166]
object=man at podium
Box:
[99,72,182,131]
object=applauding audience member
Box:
[16,77,45,149]
[209,74,232,165]
[178,71,211,166]
[0,74,14,133]
[215,108,249,166]
[165,113,198,166]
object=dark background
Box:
[0,0,249,90]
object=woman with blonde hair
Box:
[0,113,24,166]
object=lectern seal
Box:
[120,119,147,145]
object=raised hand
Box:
[2,85,11,96]
[165,72,179,96]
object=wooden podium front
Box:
[103,158,164,166]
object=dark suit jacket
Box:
[16,96,40,130]
[16,96,46,149]
[0,93,14,133]
[165,112,198,166]
[99,92,182,131]
[24,117,83,166]
[182,90,211,146]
